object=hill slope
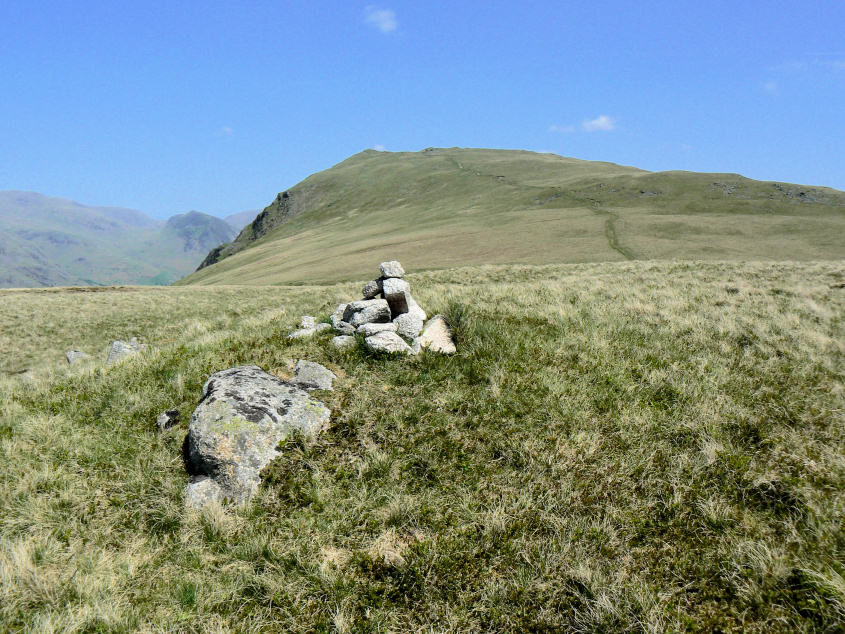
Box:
[0,192,236,287]
[182,148,845,286]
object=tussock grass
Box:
[1,261,843,631]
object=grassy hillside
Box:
[0,192,236,287]
[2,261,843,631]
[181,148,845,286]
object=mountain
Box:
[182,148,845,286]
[0,192,236,287]
[224,209,260,232]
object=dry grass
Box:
[1,260,843,631]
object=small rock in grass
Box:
[393,311,424,338]
[314,323,332,333]
[292,360,336,391]
[288,328,316,340]
[379,261,405,279]
[365,331,413,354]
[106,338,147,365]
[415,315,456,354]
[66,350,88,365]
[362,279,382,299]
[300,315,316,329]
[156,409,180,432]
[331,335,356,350]
[357,321,397,336]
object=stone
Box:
[393,311,424,338]
[66,350,88,365]
[331,335,356,350]
[382,278,411,317]
[362,279,382,299]
[357,322,397,336]
[343,299,391,327]
[379,261,405,279]
[184,477,225,510]
[334,321,355,335]
[300,315,316,329]
[314,323,332,333]
[156,409,180,432]
[185,365,330,506]
[288,328,315,340]
[415,315,456,354]
[407,296,427,322]
[330,304,348,328]
[364,331,413,354]
[292,360,336,391]
[106,338,147,365]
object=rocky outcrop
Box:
[184,365,330,507]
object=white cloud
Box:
[581,115,616,132]
[763,80,779,94]
[365,6,397,33]
[216,126,234,137]
[373,144,386,151]
[548,124,575,133]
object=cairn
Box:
[329,261,455,354]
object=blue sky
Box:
[1,1,843,218]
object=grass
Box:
[1,260,844,631]
[180,148,845,286]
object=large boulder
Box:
[343,299,391,327]
[184,365,330,507]
[106,337,147,365]
[379,261,405,278]
[364,331,413,354]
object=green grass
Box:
[180,148,845,286]
[1,260,843,631]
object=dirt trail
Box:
[592,207,636,260]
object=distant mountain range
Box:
[0,191,257,287]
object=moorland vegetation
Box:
[1,261,843,631]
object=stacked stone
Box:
[330,260,428,354]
